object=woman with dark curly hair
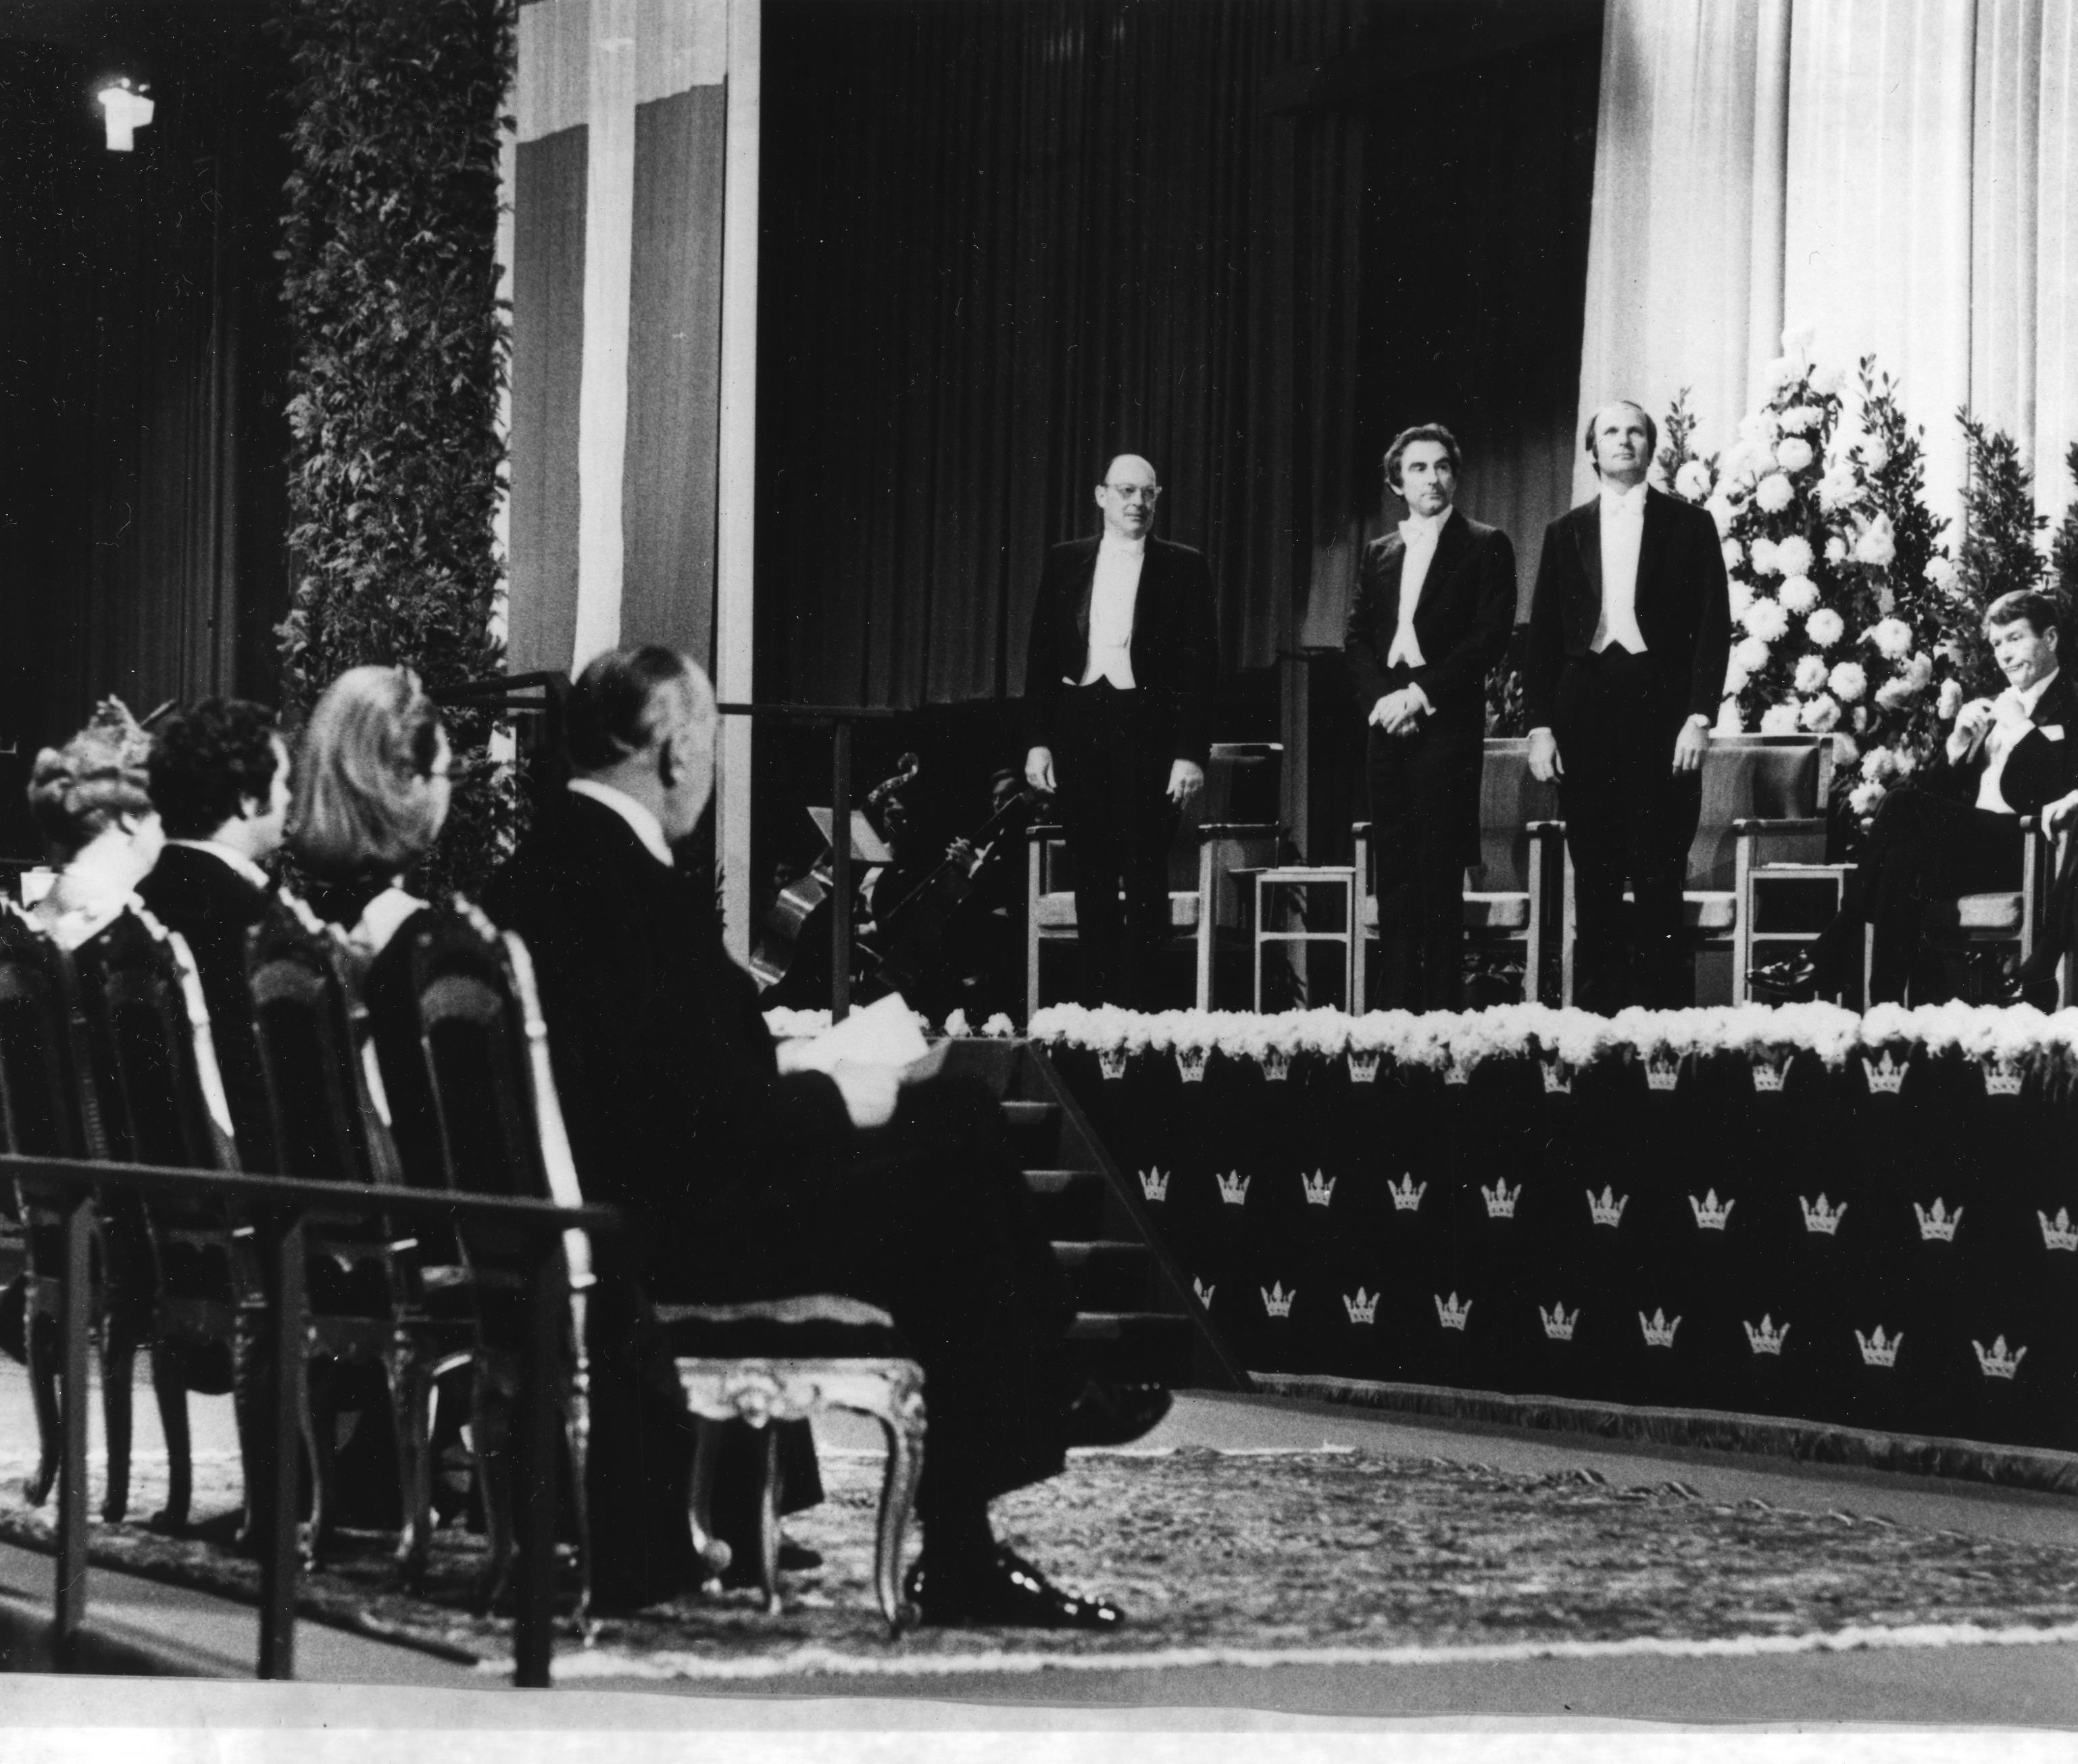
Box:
[24,698,164,949]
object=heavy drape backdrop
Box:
[753,0,1602,713]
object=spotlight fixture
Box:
[96,77,155,153]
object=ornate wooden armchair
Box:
[70,908,261,1532]
[1026,740,1285,1016]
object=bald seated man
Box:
[1022,454,1218,1009]
[487,646,1163,1625]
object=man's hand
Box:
[1024,746,1057,795]
[1672,716,1710,774]
[1369,688,1425,737]
[1166,759,1205,805]
[1947,700,1995,766]
[831,1060,900,1130]
[2046,790,2078,837]
[1527,727,1564,783]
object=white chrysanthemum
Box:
[1706,494,1734,538]
[1860,745,1898,783]
[1866,616,1913,660]
[1827,661,1868,703]
[1937,678,1964,720]
[1727,578,1754,620]
[1874,677,1914,711]
[1760,702,1802,735]
[1924,555,1959,593]
[1721,538,1743,571]
[1834,732,1860,765]
[1773,534,1814,578]
[1779,405,1823,435]
[1741,597,1790,642]
[1794,654,1829,693]
[1776,436,1815,474]
[1810,363,1846,397]
[1779,575,1820,614]
[1901,652,1934,691]
[1716,699,1746,734]
[1825,534,1850,565]
[1806,608,1846,649]
[1755,472,1795,513]
[1800,694,1841,733]
[1849,778,1887,817]
[1674,459,1712,501]
[1852,511,1897,568]
[1723,660,1750,699]
[1782,323,1818,356]
[1733,634,1773,674]
[1750,536,1781,578]
[1764,356,1799,394]
[1860,438,1890,473]
[1817,464,1864,512]
[1738,411,1779,446]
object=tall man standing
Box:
[1525,401,1730,1011]
[1023,455,1218,1008]
[1344,424,1516,1011]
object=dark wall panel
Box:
[508,123,587,677]
[621,84,727,671]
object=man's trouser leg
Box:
[1056,686,1131,1006]
[1555,657,1629,1013]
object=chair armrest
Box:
[1525,819,1566,838]
[1195,821,1284,842]
[1351,820,1373,840]
[2021,815,2041,834]
[1732,817,1823,836]
[1026,822,1064,842]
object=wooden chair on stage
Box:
[403,907,926,1634]
[1912,816,2067,1003]
[70,908,261,1533]
[1352,737,1564,1010]
[1026,741,1284,1017]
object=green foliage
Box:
[274,0,518,895]
[1950,415,2050,701]
[2053,443,2078,601]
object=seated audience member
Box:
[139,698,295,1170]
[485,645,1164,1623]
[1810,590,2078,1004]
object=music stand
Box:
[806,807,896,866]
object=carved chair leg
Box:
[471,1352,517,1615]
[874,1411,924,1635]
[301,1365,332,1571]
[756,1421,783,1616]
[149,1343,193,1532]
[562,1352,594,1634]
[388,1346,436,1590]
[686,1416,731,1588]
[99,1328,139,1523]
[23,1305,61,1507]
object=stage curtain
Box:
[1579,0,2078,525]
[756,0,1369,709]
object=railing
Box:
[1,1153,617,1688]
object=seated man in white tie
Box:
[1812,588,2078,1004]
[1343,424,1516,1010]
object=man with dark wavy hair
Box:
[1345,424,1516,1010]
[139,697,293,1170]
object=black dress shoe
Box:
[1062,1378,1172,1448]
[1747,953,1819,1005]
[904,1547,1124,1629]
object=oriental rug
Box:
[2,1444,2076,1680]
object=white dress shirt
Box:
[568,777,674,867]
[1977,668,2062,813]
[1385,507,1453,671]
[1079,532,1145,689]
[1591,479,1650,654]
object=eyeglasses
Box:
[1104,484,1160,502]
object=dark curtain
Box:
[0,5,291,851]
[756,0,1370,709]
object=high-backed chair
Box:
[404,908,928,1633]
[1026,740,1284,1017]
[1556,733,1835,1005]
[71,909,259,1532]
[1352,737,1564,1011]
[247,913,457,1573]
[1914,815,2063,999]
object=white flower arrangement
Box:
[1827,661,1868,703]
[1733,634,1773,674]
[1816,463,1864,512]
[1793,655,1829,694]
[1825,534,1850,565]
[1773,534,1814,578]
[1741,597,1790,642]
[1706,495,1735,538]
[1937,678,1964,720]
[1810,363,1847,397]
[1775,436,1816,474]
[764,1007,833,1039]
[943,1008,971,1038]
[1675,460,1713,501]
[1779,575,1821,614]
[1804,607,1846,649]
[1865,617,1914,661]
[1754,472,1795,513]
[1924,555,1959,593]
[1800,693,1841,733]
[1727,578,1754,620]
[1859,437,1890,473]
[1851,511,1897,568]
[1721,538,1744,571]
[1759,703,1802,735]
[984,1013,1016,1038]
[1749,536,1781,577]
[1849,778,1885,816]
[1779,405,1824,436]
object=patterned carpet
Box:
[3,1444,2077,1680]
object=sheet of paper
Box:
[777,991,933,1075]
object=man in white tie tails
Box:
[1344,424,1516,1010]
[1023,454,1218,1007]
[1524,401,1731,1011]
[1810,588,2078,1004]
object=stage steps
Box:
[943,1039,1250,1394]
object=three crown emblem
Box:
[2039,1208,2078,1253]
[1586,1185,1628,1228]
[1861,1050,1910,1094]
[1191,1277,1216,1309]
[1982,1055,2026,1097]
[1539,1301,1578,1342]
[1138,1167,1170,1203]
[1343,1287,1379,1325]
[1442,1057,1471,1086]
[1913,1198,1962,1243]
[1260,1280,1296,1319]
[1216,1170,1251,1206]
[1176,1047,1210,1083]
[1799,1193,1847,1236]
[1973,1335,2027,1380]
[1644,1054,1681,1092]
[1347,1048,1382,1084]
[1751,1054,1791,1092]
[1301,1169,1335,1207]
[1539,1055,1574,1095]
[1743,1315,1790,1355]
[1388,1173,1428,1213]
[1689,1189,1734,1231]
[1434,1291,1472,1331]
[1260,1047,1292,1082]
[1855,1325,1902,1367]
[1481,1179,1520,1220]
[1097,1046,1130,1081]
[1638,1308,1681,1349]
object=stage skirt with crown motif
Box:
[1037,1006,2078,1460]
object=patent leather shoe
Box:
[1062,1378,1171,1448]
[904,1547,1125,1629]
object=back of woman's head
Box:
[28,698,155,859]
[291,666,447,881]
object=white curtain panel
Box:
[1577,0,2078,531]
